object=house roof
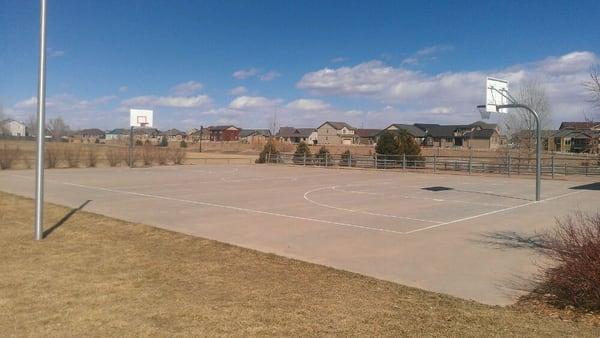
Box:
[383,124,426,138]
[0,119,26,126]
[208,125,240,131]
[356,129,381,138]
[426,125,472,138]
[464,129,497,139]
[160,128,186,136]
[514,129,559,139]
[77,128,105,136]
[413,123,439,132]
[552,129,593,139]
[469,121,498,130]
[318,121,355,130]
[276,127,315,138]
[559,121,600,130]
[107,128,129,135]
[240,129,272,138]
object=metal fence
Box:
[265,152,600,177]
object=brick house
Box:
[207,125,241,141]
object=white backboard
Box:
[130,109,153,127]
[486,77,509,113]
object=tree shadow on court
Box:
[471,230,547,251]
[43,200,91,238]
[569,182,600,191]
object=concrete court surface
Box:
[1,164,599,305]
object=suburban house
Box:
[240,129,272,143]
[464,129,502,150]
[0,119,28,137]
[73,128,105,143]
[381,124,426,144]
[559,121,600,131]
[276,127,318,144]
[188,128,209,143]
[160,129,187,142]
[105,128,129,141]
[317,121,357,145]
[550,129,595,153]
[356,129,381,145]
[207,125,241,141]
[414,121,501,149]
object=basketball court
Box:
[1,164,598,305]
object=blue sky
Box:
[1,0,599,130]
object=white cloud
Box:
[401,45,453,66]
[48,48,65,58]
[171,81,203,96]
[228,96,281,110]
[118,86,128,93]
[260,70,281,82]
[233,68,259,79]
[331,57,347,63]
[298,51,599,125]
[286,99,330,111]
[229,86,248,96]
[122,94,212,108]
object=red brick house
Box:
[208,125,241,141]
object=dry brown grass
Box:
[0,192,599,336]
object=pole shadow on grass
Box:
[43,200,91,238]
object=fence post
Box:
[403,154,406,170]
[268,151,271,164]
[325,154,328,167]
[468,155,472,175]
[564,163,567,176]
[586,165,589,176]
[551,155,554,179]
[433,155,436,173]
[508,155,511,177]
[374,153,377,169]
[348,153,352,167]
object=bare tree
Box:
[47,116,71,141]
[0,103,11,136]
[26,114,38,137]
[584,65,600,114]
[503,79,553,157]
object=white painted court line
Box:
[303,186,441,224]
[6,173,588,237]
[8,174,408,236]
[331,185,510,207]
[403,190,586,234]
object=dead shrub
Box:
[45,143,61,168]
[141,145,156,166]
[169,148,186,165]
[86,146,99,167]
[0,145,20,169]
[106,147,125,167]
[63,145,82,168]
[532,212,600,311]
[156,148,168,165]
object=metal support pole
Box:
[498,103,542,201]
[34,0,47,241]
[129,126,133,167]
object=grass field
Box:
[1,191,598,336]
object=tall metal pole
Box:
[34,0,48,240]
[499,103,541,201]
